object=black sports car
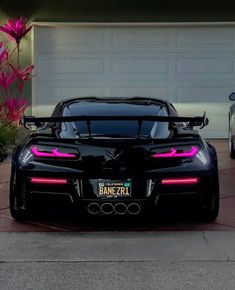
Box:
[10,97,219,221]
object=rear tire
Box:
[200,160,220,222]
[9,166,28,221]
[200,190,219,222]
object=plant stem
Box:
[16,41,20,99]
[17,42,20,68]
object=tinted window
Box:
[59,101,171,139]
[74,120,155,138]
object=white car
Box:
[229,92,235,159]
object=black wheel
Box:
[201,190,219,222]
[200,161,220,222]
[229,125,235,159]
[9,165,28,221]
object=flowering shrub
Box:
[0,17,33,156]
[0,42,7,66]
[0,17,32,45]
[15,65,34,93]
[0,97,29,122]
[0,17,33,124]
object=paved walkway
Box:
[0,140,235,231]
[0,231,235,289]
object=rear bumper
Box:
[16,164,216,215]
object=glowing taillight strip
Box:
[161,178,199,185]
[152,146,198,158]
[31,146,76,158]
[153,148,177,157]
[30,177,68,184]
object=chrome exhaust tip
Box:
[87,203,100,215]
[128,203,141,215]
[114,203,128,215]
[100,203,113,215]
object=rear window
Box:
[74,120,156,138]
[59,101,171,139]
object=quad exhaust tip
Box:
[87,202,141,215]
[87,203,100,215]
[114,203,128,215]
[100,203,113,215]
[128,203,141,215]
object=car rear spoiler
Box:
[21,111,208,132]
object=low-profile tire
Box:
[200,190,219,222]
[229,126,235,159]
[200,161,220,222]
[9,166,28,221]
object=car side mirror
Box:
[229,92,235,101]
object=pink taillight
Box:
[31,146,76,158]
[52,149,76,158]
[30,177,68,184]
[152,146,198,158]
[153,148,177,158]
[161,178,199,185]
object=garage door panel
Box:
[112,28,169,46]
[34,25,235,137]
[111,87,169,98]
[37,87,106,108]
[37,28,106,53]
[49,87,106,100]
[177,58,234,74]
[47,59,105,75]
[176,86,235,103]
[176,28,234,47]
[112,59,169,74]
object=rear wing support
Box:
[21,112,209,137]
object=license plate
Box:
[97,180,131,197]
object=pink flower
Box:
[0,17,32,44]
[0,70,17,92]
[14,65,34,92]
[0,97,29,122]
[17,65,34,80]
[0,103,4,121]
[0,42,8,67]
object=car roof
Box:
[61,96,170,107]
[60,97,172,117]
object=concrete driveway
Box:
[0,231,235,290]
[1,140,235,290]
[0,140,234,231]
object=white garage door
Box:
[33,24,235,138]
